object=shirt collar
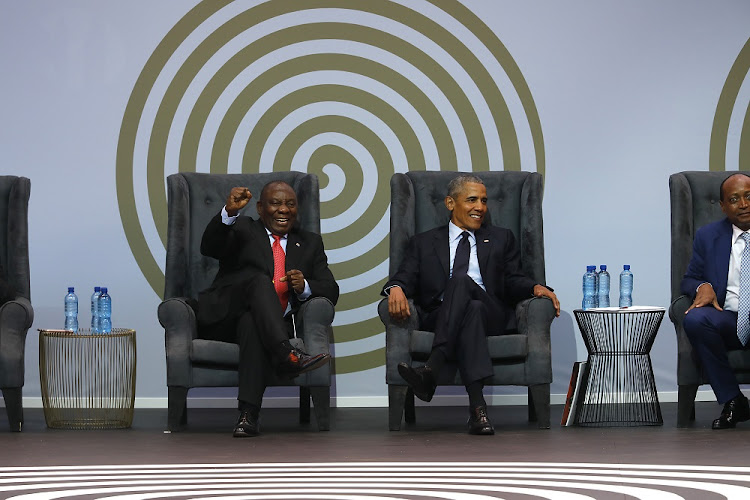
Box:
[265,227,288,240]
[448,221,474,242]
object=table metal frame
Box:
[38,328,137,429]
[573,308,665,426]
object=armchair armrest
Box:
[515,296,554,384]
[379,297,420,384]
[295,296,334,386]
[157,298,198,388]
[0,296,34,388]
[669,295,691,325]
[669,294,702,385]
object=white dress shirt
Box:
[723,224,748,312]
[448,221,485,291]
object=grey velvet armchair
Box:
[379,171,555,431]
[157,172,334,431]
[0,175,33,432]
[668,171,750,427]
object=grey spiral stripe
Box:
[1,462,749,499]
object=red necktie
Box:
[272,234,289,312]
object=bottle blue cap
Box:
[102,287,108,293]
[587,265,595,271]
[68,287,74,293]
[95,286,101,292]
[624,265,630,270]
[600,265,607,270]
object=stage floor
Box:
[1,402,748,499]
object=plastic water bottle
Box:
[90,286,101,333]
[619,265,633,307]
[99,287,112,333]
[593,267,600,308]
[598,265,611,307]
[64,287,78,332]
[582,266,596,310]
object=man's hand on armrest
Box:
[387,285,411,321]
[533,284,560,317]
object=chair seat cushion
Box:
[410,330,528,361]
[190,337,306,368]
[191,339,239,367]
[728,350,750,371]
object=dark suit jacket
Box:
[197,215,339,325]
[681,217,733,305]
[383,224,536,327]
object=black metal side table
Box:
[573,307,665,426]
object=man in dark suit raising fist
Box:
[383,175,559,435]
[197,181,339,437]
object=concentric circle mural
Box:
[711,36,750,172]
[117,0,544,373]
[5,462,750,498]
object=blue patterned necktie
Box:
[737,232,750,346]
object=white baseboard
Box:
[5,390,719,409]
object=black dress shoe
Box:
[397,363,436,402]
[233,409,260,437]
[712,394,750,429]
[277,348,330,378]
[468,405,495,435]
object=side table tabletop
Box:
[38,328,137,429]
[572,307,665,427]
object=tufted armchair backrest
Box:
[388,171,546,285]
[0,176,31,300]
[669,171,742,301]
[164,172,320,300]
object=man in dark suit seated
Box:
[682,173,750,429]
[382,175,560,435]
[197,181,339,437]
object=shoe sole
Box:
[398,364,434,402]
[468,428,495,435]
[280,354,331,379]
[233,429,260,437]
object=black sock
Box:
[277,340,295,360]
[426,349,446,374]
[238,401,260,417]
[466,382,486,408]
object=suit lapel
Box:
[475,226,492,277]
[714,218,733,301]
[435,226,450,279]
[252,219,274,276]
[286,231,302,272]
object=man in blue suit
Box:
[682,173,750,429]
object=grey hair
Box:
[447,175,484,199]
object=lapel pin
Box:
[296,242,300,247]
[484,239,489,243]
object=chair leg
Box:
[528,384,550,429]
[388,385,409,431]
[2,387,23,432]
[167,386,188,431]
[309,386,330,431]
[404,388,416,424]
[299,387,311,424]
[527,386,537,422]
[677,384,699,428]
